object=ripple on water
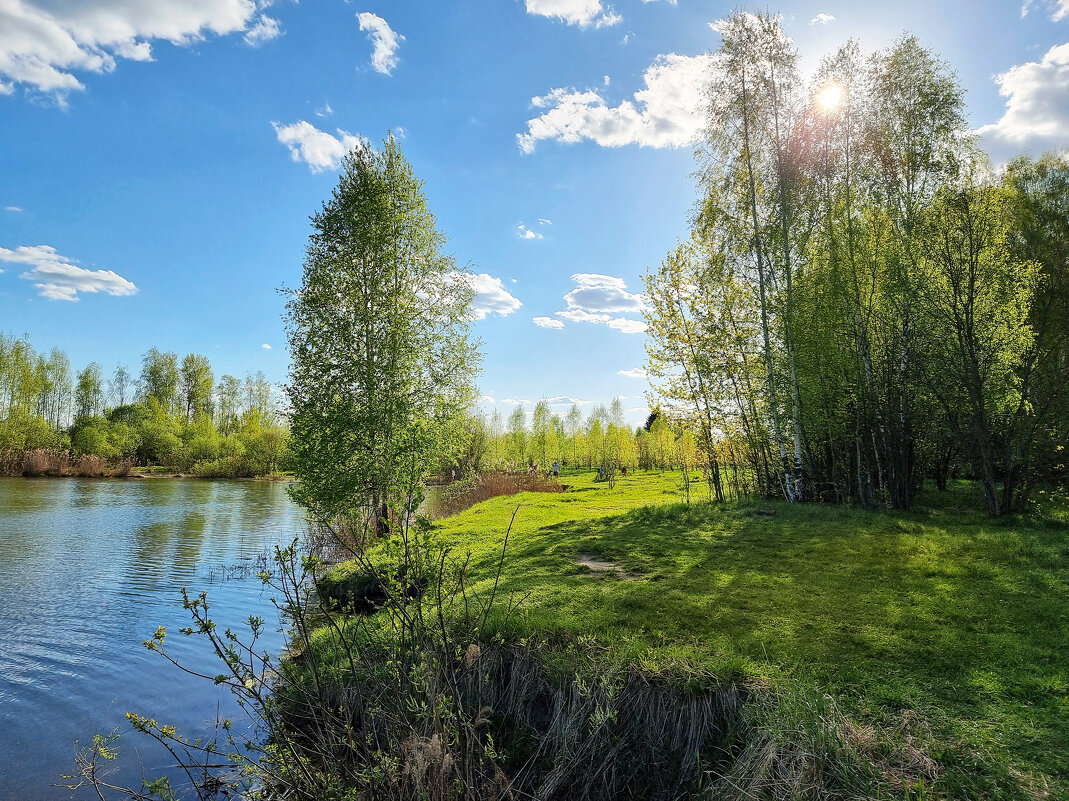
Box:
[0,477,302,801]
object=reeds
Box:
[433,471,563,518]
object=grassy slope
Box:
[424,470,1069,798]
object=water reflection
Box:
[0,477,302,801]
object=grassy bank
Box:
[311,471,1068,799]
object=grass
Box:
[316,471,1068,798]
[412,471,1069,799]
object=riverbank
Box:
[3,466,293,480]
[294,472,1068,799]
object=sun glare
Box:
[816,84,845,112]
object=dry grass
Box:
[22,448,67,476]
[433,472,563,518]
[13,449,137,477]
[72,454,108,477]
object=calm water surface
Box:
[0,478,303,800]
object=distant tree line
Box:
[645,14,1068,515]
[438,399,701,479]
[0,334,289,477]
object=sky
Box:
[1,0,1068,427]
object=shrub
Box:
[72,454,108,477]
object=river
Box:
[0,478,303,801]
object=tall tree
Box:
[215,374,243,435]
[701,10,808,501]
[75,362,104,420]
[111,364,131,408]
[179,354,214,420]
[140,348,179,414]
[285,136,479,531]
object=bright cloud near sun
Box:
[977,43,1069,160]
[0,0,261,95]
[0,244,137,301]
[459,273,522,320]
[273,121,364,172]
[517,52,714,152]
[524,0,621,28]
[356,12,404,74]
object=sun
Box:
[816,84,845,112]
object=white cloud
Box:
[0,0,260,96]
[356,12,403,74]
[1023,0,1069,19]
[607,318,647,334]
[501,397,532,405]
[459,272,523,319]
[538,217,552,225]
[315,103,333,117]
[244,14,281,46]
[478,395,496,403]
[524,0,621,28]
[273,120,364,172]
[1,244,137,301]
[517,224,542,240]
[563,273,645,314]
[603,74,610,86]
[518,52,714,153]
[618,367,648,378]
[976,43,1069,160]
[552,273,646,334]
[262,343,271,349]
[533,316,565,329]
[557,308,611,323]
[4,206,21,212]
[809,12,835,26]
[546,395,590,405]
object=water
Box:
[0,478,304,801]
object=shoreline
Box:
[0,472,293,481]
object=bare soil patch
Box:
[575,554,643,580]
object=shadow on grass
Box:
[483,495,1069,796]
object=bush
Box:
[72,454,108,477]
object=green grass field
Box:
[401,470,1068,799]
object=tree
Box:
[179,354,214,421]
[284,135,479,531]
[140,348,179,414]
[507,405,528,467]
[916,183,1041,514]
[215,374,243,435]
[75,362,104,420]
[111,364,131,408]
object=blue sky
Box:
[1,0,1067,426]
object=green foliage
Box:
[284,135,479,525]
[646,17,1066,515]
[0,333,290,476]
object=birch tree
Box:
[285,136,479,531]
